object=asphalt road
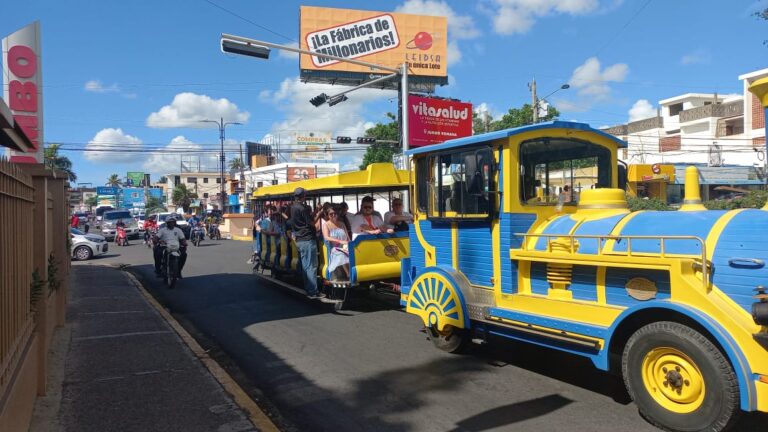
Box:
[81,239,766,432]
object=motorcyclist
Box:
[143,215,158,244]
[153,215,188,278]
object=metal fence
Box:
[0,157,35,396]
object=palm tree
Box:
[228,157,246,171]
[44,144,77,182]
[106,174,121,186]
[172,184,197,213]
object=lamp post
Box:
[531,81,570,123]
[199,118,241,212]
[219,34,409,152]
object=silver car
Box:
[101,210,140,240]
[71,228,109,261]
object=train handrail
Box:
[513,233,710,290]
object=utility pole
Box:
[198,118,241,213]
[530,77,538,124]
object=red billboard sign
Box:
[287,166,316,182]
[408,95,472,148]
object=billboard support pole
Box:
[401,62,409,153]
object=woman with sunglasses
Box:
[322,204,350,280]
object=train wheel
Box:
[622,321,740,432]
[427,325,468,354]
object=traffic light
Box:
[336,136,352,144]
[328,95,348,107]
[356,137,376,144]
[309,93,328,107]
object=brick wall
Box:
[753,94,765,130]
[659,135,681,152]
[754,136,766,148]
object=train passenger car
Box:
[252,162,410,309]
[400,120,768,431]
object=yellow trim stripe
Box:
[414,219,437,267]
[451,222,458,268]
[596,266,607,304]
[705,209,744,261]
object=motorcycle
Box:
[208,223,221,240]
[116,226,129,246]
[145,227,157,249]
[161,243,182,289]
[191,225,205,246]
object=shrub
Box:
[704,190,767,210]
[626,195,673,211]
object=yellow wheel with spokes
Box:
[640,347,705,413]
[622,322,740,432]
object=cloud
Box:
[489,0,603,35]
[396,0,479,65]
[568,57,628,99]
[628,99,656,122]
[146,92,250,128]
[84,128,143,162]
[680,49,712,65]
[260,77,389,163]
[143,136,206,175]
[84,80,120,94]
[278,41,300,60]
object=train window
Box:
[519,139,611,205]
[425,147,494,219]
[416,157,430,213]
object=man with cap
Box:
[153,214,188,278]
[289,187,325,299]
[350,196,385,240]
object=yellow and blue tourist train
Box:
[251,162,410,309]
[399,120,768,431]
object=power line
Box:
[204,0,296,42]
[594,0,654,56]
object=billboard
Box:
[148,188,164,199]
[292,132,332,161]
[3,21,44,163]
[126,171,145,186]
[408,95,472,148]
[287,166,317,182]
[96,186,118,196]
[299,6,447,87]
[121,187,145,208]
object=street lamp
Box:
[199,118,241,213]
[531,80,570,123]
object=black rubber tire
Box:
[167,259,178,289]
[73,245,93,261]
[427,325,469,354]
[622,321,740,432]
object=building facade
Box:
[604,68,768,202]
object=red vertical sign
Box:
[408,95,472,148]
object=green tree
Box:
[44,144,77,182]
[85,196,98,207]
[489,103,560,131]
[359,112,399,170]
[172,184,197,213]
[106,174,121,186]
[228,157,246,171]
[157,176,168,184]
[145,196,165,213]
[756,7,768,45]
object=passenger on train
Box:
[350,196,385,239]
[383,197,412,232]
[314,202,331,234]
[338,202,352,238]
[252,206,273,254]
[322,204,350,280]
[289,188,324,299]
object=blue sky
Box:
[2,0,766,186]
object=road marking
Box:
[74,330,172,341]
[124,270,280,432]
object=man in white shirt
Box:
[153,216,188,278]
[383,197,413,231]
[350,196,385,239]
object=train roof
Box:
[404,121,627,156]
[252,162,408,199]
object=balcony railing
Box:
[627,116,664,133]
[679,101,744,123]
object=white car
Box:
[152,212,191,238]
[101,209,140,240]
[71,228,109,261]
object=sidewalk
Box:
[29,265,259,432]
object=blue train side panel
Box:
[615,211,726,255]
[712,209,768,313]
[500,213,536,294]
[457,221,493,287]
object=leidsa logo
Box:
[412,100,469,120]
[306,14,400,67]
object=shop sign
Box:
[408,95,472,147]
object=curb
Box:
[123,270,280,432]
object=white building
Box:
[243,162,339,193]
[604,68,767,200]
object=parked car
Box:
[101,210,140,240]
[71,228,108,261]
[136,214,147,231]
[151,212,191,239]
